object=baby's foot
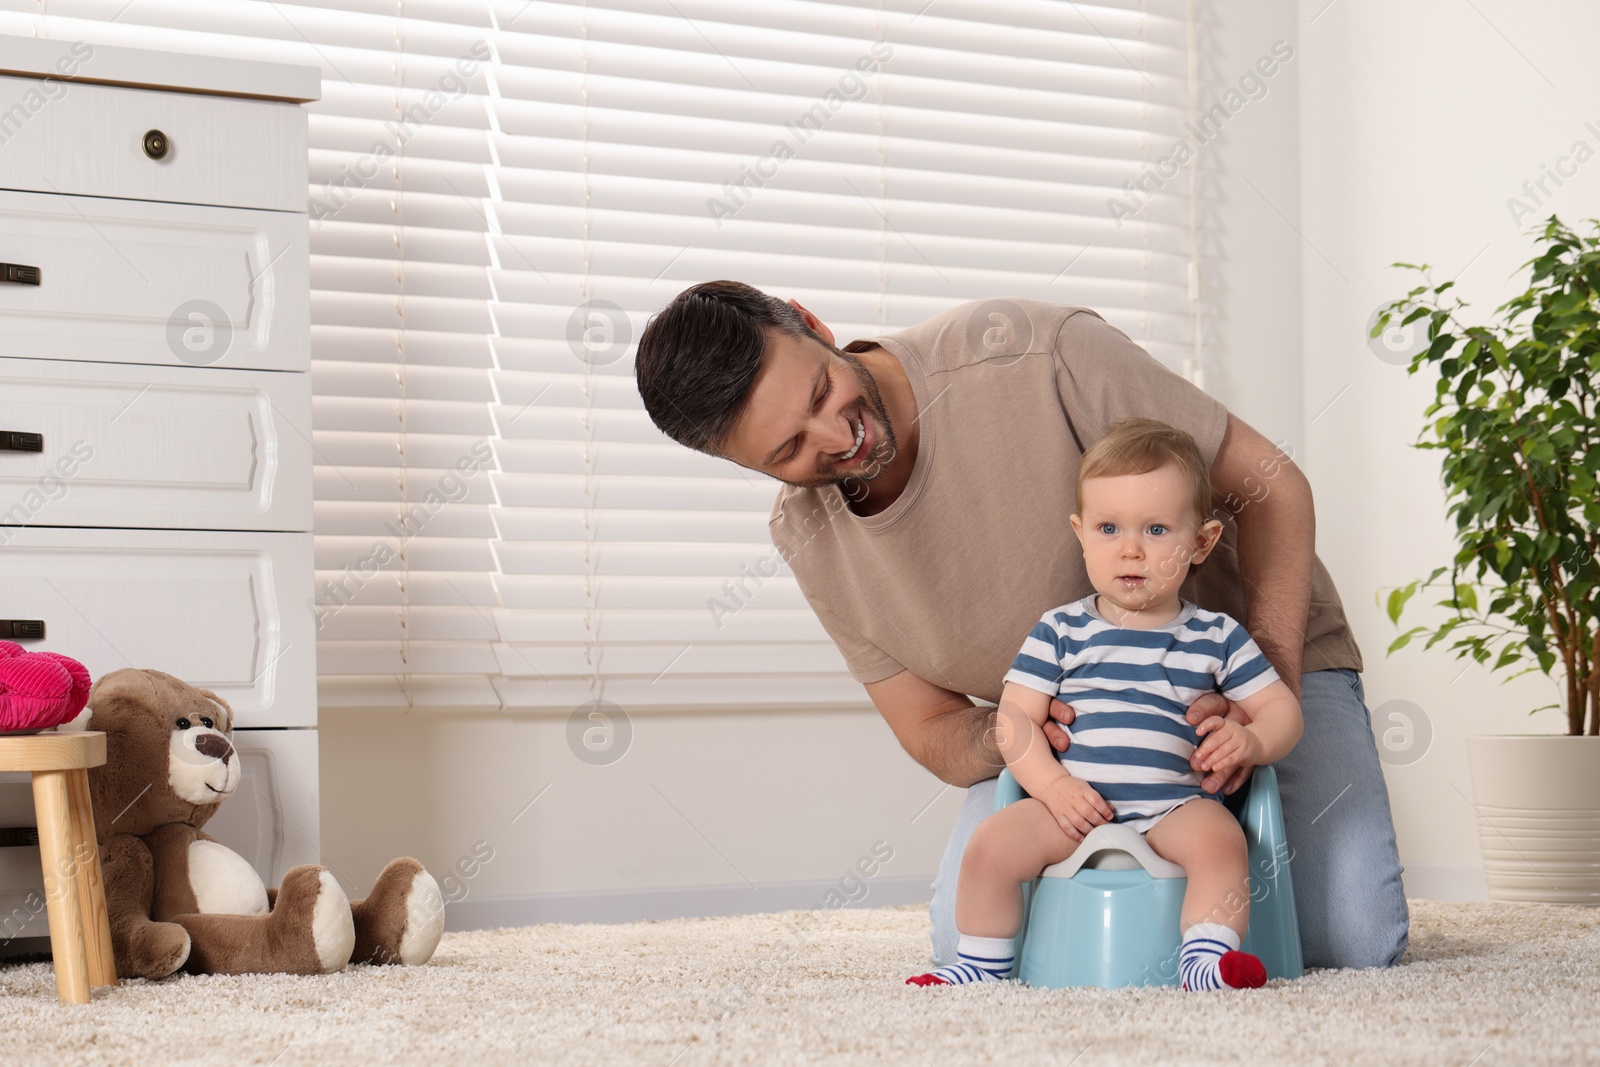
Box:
[1182,949,1267,990]
[906,962,1005,987]
[1179,923,1266,990]
[1219,950,1267,988]
[906,934,1013,987]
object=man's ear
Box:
[786,298,836,347]
[1189,517,1225,564]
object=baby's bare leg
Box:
[954,798,1080,939]
[1143,799,1251,939]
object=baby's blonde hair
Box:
[1076,417,1213,526]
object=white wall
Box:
[1195,0,1307,455]
[1296,0,1599,898]
[320,706,959,924]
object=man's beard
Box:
[783,347,899,492]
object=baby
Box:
[908,417,1304,991]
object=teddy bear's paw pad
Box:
[397,867,445,965]
[354,857,444,966]
[275,865,354,973]
[310,869,356,972]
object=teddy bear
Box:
[71,667,446,979]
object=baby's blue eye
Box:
[1098,523,1117,535]
[1148,524,1168,536]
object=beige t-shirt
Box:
[769,300,1363,704]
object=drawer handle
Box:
[0,431,43,453]
[0,620,45,640]
[142,129,170,161]
[0,263,40,286]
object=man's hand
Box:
[1194,717,1264,784]
[1040,775,1113,840]
[1043,699,1076,751]
[1186,691,1254,795]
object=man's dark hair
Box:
[635,280,821,455]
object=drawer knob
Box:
[142,128,170,161]
[0,621,45,641]
[0,431,43,453]
[0,263,40,286]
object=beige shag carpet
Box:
[1,900,1597,1066]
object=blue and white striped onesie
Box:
[1002,596,1281,832]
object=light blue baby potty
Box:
[994,765,1304,989]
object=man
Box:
[634,280,1408,970]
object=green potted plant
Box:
[1380,215,1599,906]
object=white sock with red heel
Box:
[1179,923,1266,991]
[906,934,1014,987]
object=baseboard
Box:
[1402,864,1489,901]
[0,935,48,962]
[444,874,935,930]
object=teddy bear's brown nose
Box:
[194,733,233,764]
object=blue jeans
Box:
[929,669,1410,970]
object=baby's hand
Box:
[1041,776,1114,840]
[1193,717,1264,779]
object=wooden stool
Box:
[0,732,117,1003]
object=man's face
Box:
[1069,464,1221,617]
[722,329,899,490]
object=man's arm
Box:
[870,667,1083,785]
[865,669,1003,788]
[1211,412,1314,700]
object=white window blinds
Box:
[8,0,1199,711]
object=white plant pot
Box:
[1466,735,1600,906]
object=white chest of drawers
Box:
[0,36,323,941]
